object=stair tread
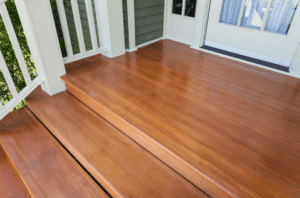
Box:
[0,107,107,198]
[0,145,31,197]
[60,40,300,198]
[26,87,207,198]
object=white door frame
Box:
[191,0,211,48]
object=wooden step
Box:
[26,87,208,198]
[60,40,300,198]
[0,107,108,198]
[0,145,31,197]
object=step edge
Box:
[67,87,211,198]
[26,90,210,198]
[62,77,235,198]
[24,107,110,198]
[26,99,122,198]
[0,139,33,197]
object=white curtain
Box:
[220,0,243,25]
[265,0,299,34]
[220,0,299,34]
[241,0,268,29]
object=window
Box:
[185,0,197,17]
[219,0,300,34]
[172,0,197,17]
[172,0,183,15]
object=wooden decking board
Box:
[76,57,300,186]
[138,41,300,118]
[104,53,300,159]
[65,56,300,178]
[62,62,298,197]
[0,145,31,197]
[139,43,300,118]
[62,40,300,198]
[63,81,232,198]
[107,53,300,146]
[0,107,106,198]
[26,87,209,198]
[145,40,300,93]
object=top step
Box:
[26,87,207,198]
[60,40,300,198]
[0,107,107,197]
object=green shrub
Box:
[0,0,37,110]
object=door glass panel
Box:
[173,0,183,15]
[220,0,243,25]
[241,0,269,30]
[185,0,197,17]
[265,0,299,34]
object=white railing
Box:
[0,0,126,120]
[55,0,107,64]
[0,0,43,120]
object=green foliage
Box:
[0,0,67,111]
[0,0,37,110]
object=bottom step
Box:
[26,87,208,198]
[0,107,107,197]
[0,145,31,197]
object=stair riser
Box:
[64,81,231,198]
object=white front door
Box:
[167,0,198,44]
[205,0,300,68]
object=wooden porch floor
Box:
[62,39,300,197]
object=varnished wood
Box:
[0,146,31,197]
[26,87,208,198]
[0,107,106,197]
[62,39,300,198]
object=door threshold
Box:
[201,45,290,72]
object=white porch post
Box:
[95,0,125,58]
[127,0,137,52]
[14,0,66,96]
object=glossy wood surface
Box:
[62,39,300,198]
[0,107,106,198]
[0,146,31,197]
[26,87,208,198]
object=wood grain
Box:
[26,87,208,198]
[0,107,106,198]
[62,39,300,198]
[0,146,31,197]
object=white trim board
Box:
[166,36,194,45]
[125,37,165,53]
[204,41,291,67]
[63,47,108,64]
[135,37,165,50]
[191,45,300,79]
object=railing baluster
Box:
[0,52,19,99]
[85,0,98,50]
[70,0,86,54]
[0,102,4,111]
[0,4,32,86]
[56,0,74,57]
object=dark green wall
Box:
[64,0,99,55]
[63,0,164,52]
[134,0,164,46]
